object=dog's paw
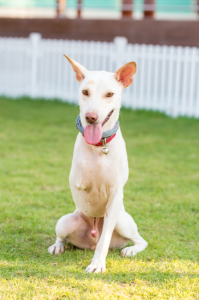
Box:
[85,258,106,273]
[121,242,148,257]
[121,246,137,257]
[48,241,65,255]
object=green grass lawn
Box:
[0,97,198,299]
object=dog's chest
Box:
[69,151,118,217]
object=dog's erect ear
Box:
[64,55,88,83]
[114,62,137,89]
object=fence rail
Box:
[0,33,199,117]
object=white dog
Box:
[48,55,148,273]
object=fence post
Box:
[30,33,41,99]
[113,37,128,70]
[143,0,155,18]
[113,37,129,107]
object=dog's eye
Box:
[82,90,89,96]
[106,92,114,98]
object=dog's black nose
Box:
[85,112,98,124]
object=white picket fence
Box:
[0,33,199,117]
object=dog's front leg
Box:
[85,189,123,273]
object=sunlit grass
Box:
[0,97,198,299]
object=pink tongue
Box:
[84,123,102,145]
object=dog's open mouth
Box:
[102,109,114,126]
[84,110,114,145]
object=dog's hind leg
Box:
[48,213,78,255]
[114,210,148,257]
[48,211,88,255]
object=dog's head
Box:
[64,55,136,145]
